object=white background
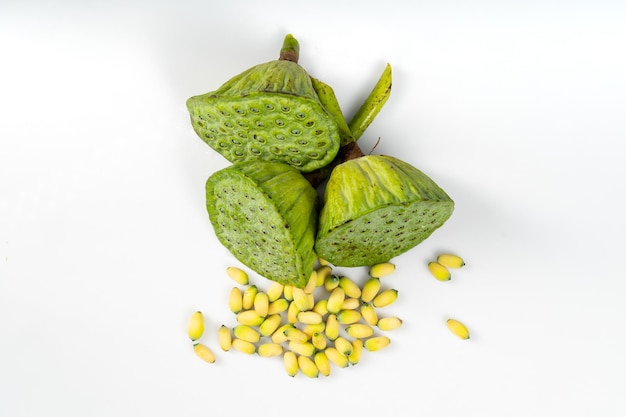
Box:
[1,1,625,416]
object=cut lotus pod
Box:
[206,160,318,288]
[186,34,341,173]
[315,155,454,267]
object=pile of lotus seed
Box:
[188,255,469,377]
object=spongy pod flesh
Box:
[206,161,319,288]
[315,155,454,267]
[186,51,341,172]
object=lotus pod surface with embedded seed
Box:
[315,155,454,267]
[206,160,318,288]
[186,37,341,173]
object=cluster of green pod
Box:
[216,264,402,377]
[188,34,454,289]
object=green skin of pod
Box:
[206,161,318,288]
[315,155,454,267]
[186,59,341,173]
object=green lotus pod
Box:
[187,35,341,173]
[315,155,454,267]
[206,160,319,288]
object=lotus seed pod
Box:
[206,160,318,288]
[186,35,341,173]
[315,155,454,267]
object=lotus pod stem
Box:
[279,34,299,63]
[348,63,392,141]
[303,64,391,187]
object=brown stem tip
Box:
[279,34,300,63]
